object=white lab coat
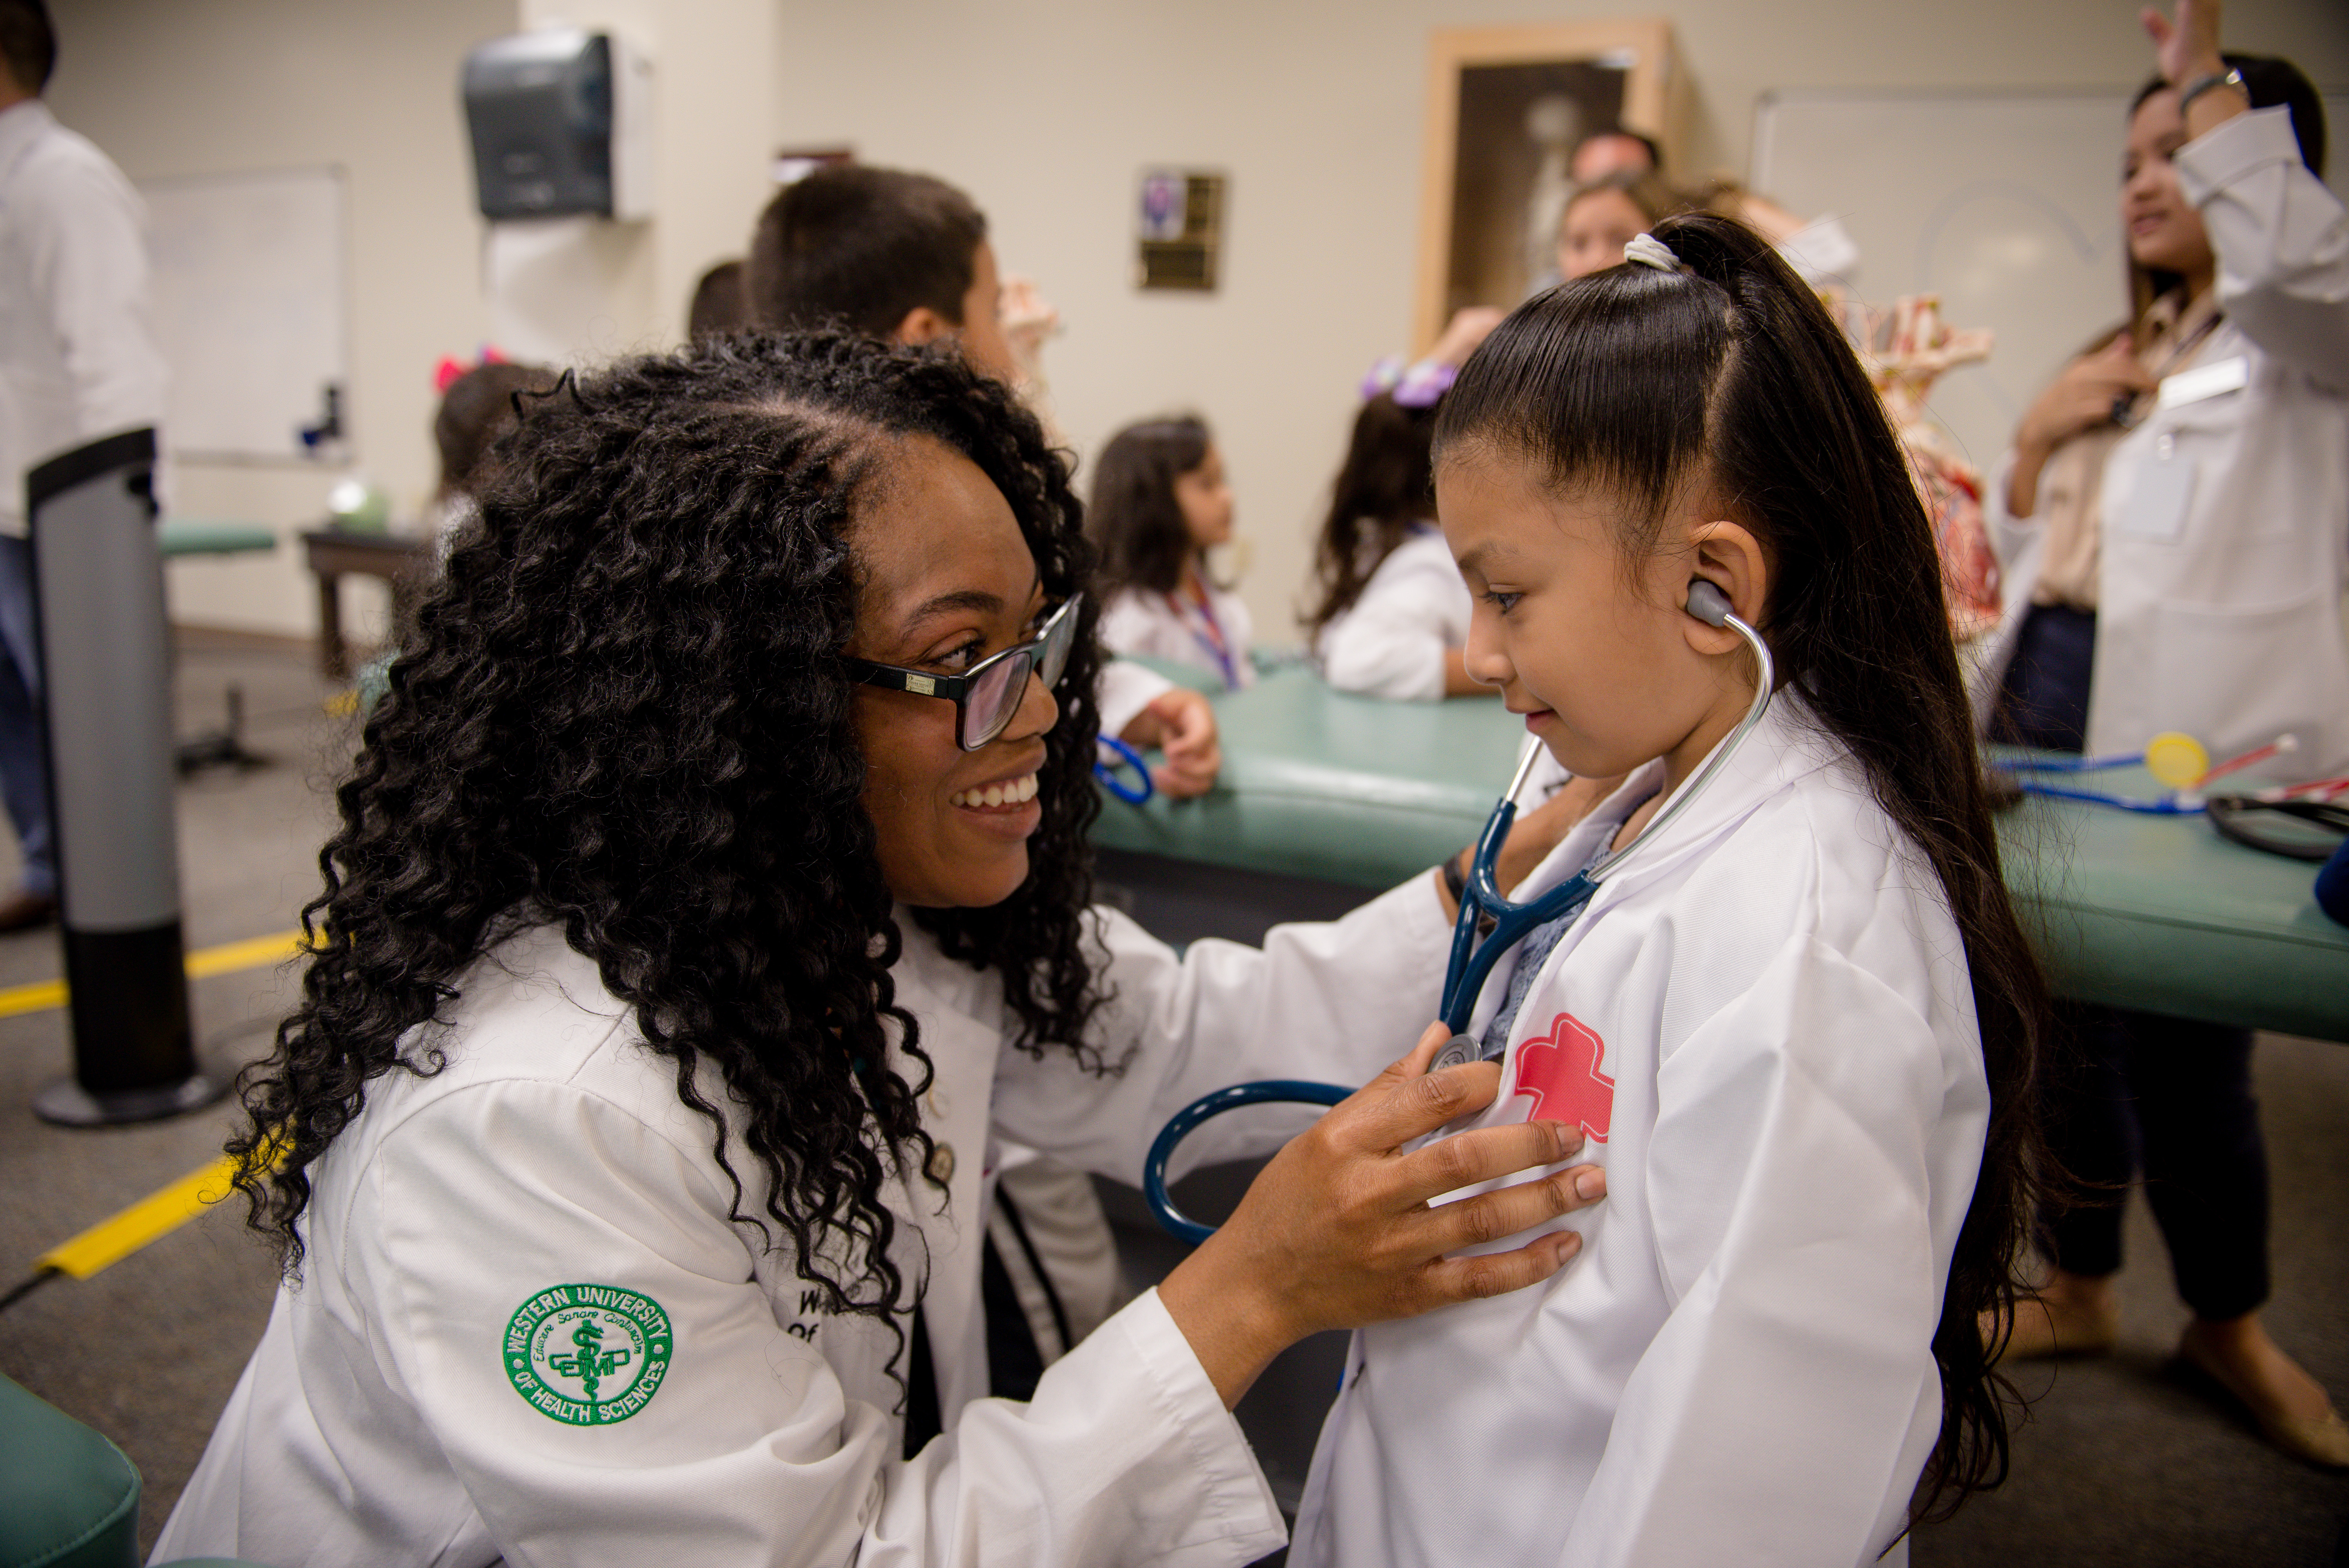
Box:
[156,884,1451,1568]
[0,99,168,536]
[1293,696,1990,1568]
[1314,527,1471,702]
[1101,583,1255,690]
[1979,108,2349,774]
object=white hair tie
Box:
[1623,233,1680,272]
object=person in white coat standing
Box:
[1978,0,2349,1470]
[1291,211,2049,1566]
[155,333,1608,1567]
[0,0,169,932]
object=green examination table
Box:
[1091,664,2349,1043]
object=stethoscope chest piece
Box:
[1432,1034,1482,1071]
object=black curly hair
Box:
[229,331,1109,1377]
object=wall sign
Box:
[1136,169,1224,291]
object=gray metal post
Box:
[26,428,221,1125]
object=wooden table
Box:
[299,528,432,680]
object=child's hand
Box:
[1123,688,1222,797]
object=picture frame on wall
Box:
[1415,19,1683,350]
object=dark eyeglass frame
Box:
[844,593,1083,752]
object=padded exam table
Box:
[1091,665,2349,1044]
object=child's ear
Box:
[1681,520,1769,657]
[891,306,954,349]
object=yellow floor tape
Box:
[0,928,302,1020]
[12,929,306,1287]
[37,1152,245,1279]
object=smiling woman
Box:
[157,331,1607,1567]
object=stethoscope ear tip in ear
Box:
[1684,579,1734,628]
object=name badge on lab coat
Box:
[2156,355,2248,410]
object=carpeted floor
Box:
[2,636,2343,1562]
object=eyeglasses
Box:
[845,593,1082,751]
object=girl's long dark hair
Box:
[1087,415,1210,598]
[1436,211,2047,1523]
[1305,392,1437,634]
[228,331,1109,1383]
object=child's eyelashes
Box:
[1480,588,1523,615]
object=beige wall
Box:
[47,0,515,641]
[768,0,2349,644]
[43,0,2349,643]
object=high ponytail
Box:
[1438,211,2048,1523]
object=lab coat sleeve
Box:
[13,144,168,447]
[2175,106,2349,387]
[1560,938,1969,1568]
[990,873,1455,1181]
[357,1080,1283,1568]
[1097,656,1176,741]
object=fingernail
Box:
[1574,1168,1607,1201]
[1551,1231,1582,1263]
[1546,1121,1583,1157]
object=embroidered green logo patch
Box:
[504,1283,673,1426]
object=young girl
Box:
[1292,212,2044,1566]
[1306,392,1479,700]
[1091,416,1254,690]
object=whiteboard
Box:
[141,167,348,463]
[1751,89,2349,474]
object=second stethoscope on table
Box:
[1142,580,1779,1243]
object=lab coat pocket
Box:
[2143,588,2344,762]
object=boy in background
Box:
[746,164,1221,798]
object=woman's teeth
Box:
[950,773,1040,809]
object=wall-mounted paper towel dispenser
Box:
[462,27,653,221]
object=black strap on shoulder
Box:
[902,1303,941,1460]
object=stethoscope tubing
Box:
[1143,1079,1352,1245]
[1141,599,1776,1242]
[1094,734,1156,805]
[2013,780,2202,814]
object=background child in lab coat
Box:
[1309,307,1504,701]
[1091,415,1255,690]
[1292,210,2049,1566]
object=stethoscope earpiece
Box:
[1684,579,1734,628]
[1141,570,1779,1246]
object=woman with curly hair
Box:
[156,332,1604,1567]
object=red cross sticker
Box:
[1511,1012,1615,1143]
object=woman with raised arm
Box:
[1981,0,2348,1468]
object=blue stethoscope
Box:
[1993,757,2201,814]
[1143,581,1776,1243]
[1095,734,1155,804]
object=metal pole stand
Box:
[25,429,223,1126]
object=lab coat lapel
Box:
[1469,698,1836,1042]
[884,922,1008,1424]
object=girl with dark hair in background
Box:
[1091,415,1255,690]
[155,333,1608,1566]
[1311,308,1506,701]
[1290,211,2046,1566]
[1979,0,2348,1468]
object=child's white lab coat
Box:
[156,882,1451,1568]
[1293,697,1990,1568]
[1314,527,1472,702]
[1101,583,1255,689]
